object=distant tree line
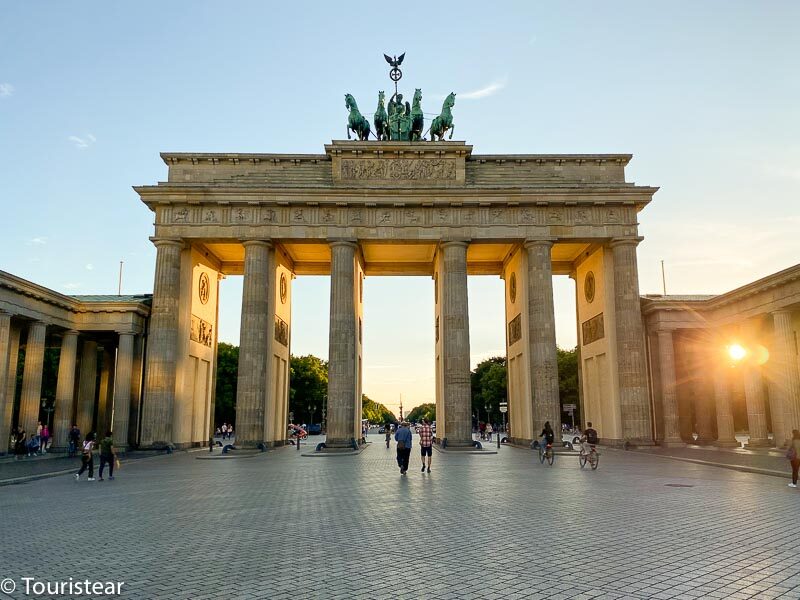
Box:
[216,344,579,427]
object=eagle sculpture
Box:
[384,53,405,68]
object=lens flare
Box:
[727,344,747,362]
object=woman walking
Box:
[40,423,50,454]
[788,429,800,488]
[75,433,96,481]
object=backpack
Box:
[586,429,599,445]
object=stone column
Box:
[326,241,359,447]
[610,238,653,443]
[140,238,183,447]
[2,325,21,452]
[76,340,98,436]
[112,331,135,451]
[97,348,115,435]
[773,310,800,444]
[525,240,561,441]
[0,312,12,452]
[743,359,770,447]
[235,240,272,448]
[19,321,47,434]
[713,364,739,447]
[655,329,683,446]
[52,330,79,449]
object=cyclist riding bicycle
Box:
[539,421,555,450]
[581,422,599,454]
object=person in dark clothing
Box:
[394,422,413,475]
[539,421,555,448]
[75,433,96,481]
[14,428,27,460]
[788,429,800,488]
[68,424,81,458]
[98,431,115,481]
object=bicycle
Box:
[538,442,554,466]
[578,444,600,470]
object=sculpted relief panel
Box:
[340,158,456,181]
[161,204,636,231]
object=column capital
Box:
[772,308,794,317]
[149,236,184,249]
[116,329,136,337]
[609,236,644,248]
[241,238,273,249]
[440,239,470,250]
[327,239,358,249]
[523,238,555,249]
[63,329,80,337]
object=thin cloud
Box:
[69,133,97,149]
[27,237,47,245]
[0,83,14,97]
[459,78,507,100]
[85,263,94,271]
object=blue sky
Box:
[2,2,798,413]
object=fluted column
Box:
[97,348,115,434]
[2,325,21,452]
[76,340,98,436]
[140,238,183,447]
[610,238,653,443]
[525,240,561,442]
[773,310,800,444]
[713,364,739,447]
[326,241,358,447]
[0,312,12,452]
[112,331,135,451]
[19,321,47,434]
[438,241,473,446]
[741,322,769,447]
[52,330,79,449]
[655,329,683,445]
[236,240,272,447]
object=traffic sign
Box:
[499,406,508,413]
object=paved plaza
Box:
[2,437,800,600]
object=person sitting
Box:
[581,422,599,455]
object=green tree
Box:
[471,356,507,424]
[557,346,579,421]
[361,394,397,424]
[405,402,435,423]
[214,342,239,426]
[289,355,328,424]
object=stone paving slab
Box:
[632,444,794,479]
[1,434,800,599]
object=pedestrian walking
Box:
[75,433,96,481]
[98,431,115,481]
[221,423,228,440]
[68,424,81,457]
[395,421,413,475]
[40,423,50,453]
[788,429,800,488]
[385,424,392,448]
[486,422,494,442]
[418,418,433,473]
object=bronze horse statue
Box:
[430,92,456,141]
[374,91,389,141]
[345,93,370,141]
[410,88,424,141]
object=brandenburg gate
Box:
[134,140,658,450]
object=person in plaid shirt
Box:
[418,418,433,473]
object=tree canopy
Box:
[471,356,507,424]
[215,342,239,425]
[362,394,397,424]
[405,402,435,423]
[289,354,328,423]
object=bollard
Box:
[296,435,300,451]
[497,432,500,449]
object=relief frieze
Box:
[190,315,214,347]
[340,158,456,181]
[581,313,605,346]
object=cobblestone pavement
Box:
[2,434,800,600]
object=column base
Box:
[439,437,476,448]
[324,437,359,449]
[713,440,741,448]
[659,440,686,448]
[745,438,771,448]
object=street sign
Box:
[563,404,577,411]
[499,406,508,413]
